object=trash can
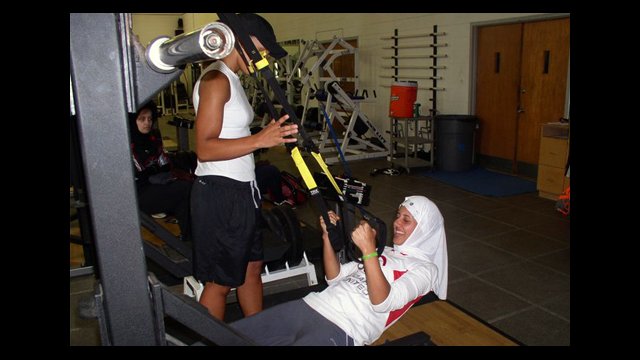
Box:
[435,115,478,172]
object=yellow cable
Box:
[311,152,343,196]
[290,147,317,189]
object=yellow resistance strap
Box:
[291,147,343,197]
[311,152,344,198]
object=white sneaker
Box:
[151,212,167,219]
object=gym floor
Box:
[70,128,570,346]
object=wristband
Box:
[362,252,378,261]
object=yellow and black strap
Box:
[219,13,346,250]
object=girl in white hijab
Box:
[230,195,448,346]
[394,195,448,299]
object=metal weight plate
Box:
[260,208,289,266]
[270,206,304,266]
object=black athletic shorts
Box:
[191,175,263,287]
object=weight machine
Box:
[289,37,387,164]
[71,13,258,345]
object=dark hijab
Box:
[129,101,162,166]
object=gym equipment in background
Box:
[290,37,388,164]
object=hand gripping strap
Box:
[290,148,344,251]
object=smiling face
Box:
[135,108,153,134]
[392,205,418,246]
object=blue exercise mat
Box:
[422,167,537,197]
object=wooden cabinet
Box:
[537,123,570,200]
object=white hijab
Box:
[395,196,448,299]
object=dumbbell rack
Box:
[380,25,447,117]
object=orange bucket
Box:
[389,81,417,118]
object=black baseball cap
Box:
[235,13,288,59]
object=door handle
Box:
[517,107,525,113]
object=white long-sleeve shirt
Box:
[302,246,438,346]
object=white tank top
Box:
[192,61,256,182]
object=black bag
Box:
[148,172,176,185]
[169,151,197,174]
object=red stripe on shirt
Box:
[384,270,423,326]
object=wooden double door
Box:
[475,17,569,175]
